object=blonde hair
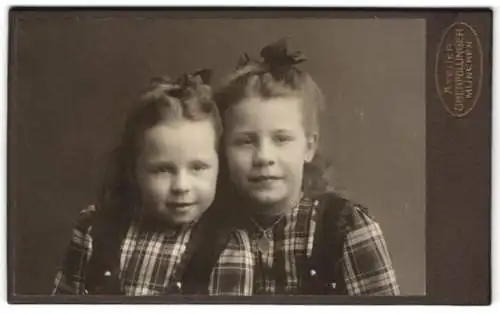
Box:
[87,70,221,289]
[214,39,334,199]
[214,39,325,136]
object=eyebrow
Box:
[144,159,173,167]
[274,129,295,134]
[232,130,254,136]
[145,159,171,165]
[232,128,296,135]
[145,155,215,165]
[190,160,212,167]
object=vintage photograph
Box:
[11,8,475,303]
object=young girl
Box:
[52,70,253,296]
[214,39,400,296]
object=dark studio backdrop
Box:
[9,11,426,295]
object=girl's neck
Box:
[135,209,191,235]
[246,192,303,228]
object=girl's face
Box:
[135,119,219,226]
[224,96,317,213]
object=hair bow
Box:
[146,69,213,100]
[235,38,307,75]
[176,68,213,88]
[260,38,307,67]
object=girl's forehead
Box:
[228,95,303,116]
[224,96,308,133]
[141,119,217,149]
[229,96,303,117]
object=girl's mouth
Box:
[166,202,196,210]
[249,175,282,183]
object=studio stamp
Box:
[435,21,483,118]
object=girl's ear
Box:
[304,132,318,163]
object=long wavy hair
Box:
[213,39,333,208]
[86,70,222,290]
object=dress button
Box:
[104,270,112,277]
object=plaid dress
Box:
[53,205,254,296]
[246,195,400,296]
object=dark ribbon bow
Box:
[236,38,307,76]
[148,69,213,99]
[176,68,213,88]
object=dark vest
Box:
[85,192,351,295]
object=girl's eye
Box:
[233,137,253,146]
[150,166,169,174]
[191,162,210,173]
[148,163,174,174]
[274,134,294,144]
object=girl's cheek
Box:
[205,170,219,185]
[234,153,252,168]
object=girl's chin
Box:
[143,209,202,228]
[247,190,288,206]
[161,211,202,225]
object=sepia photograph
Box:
[7,8,490,305]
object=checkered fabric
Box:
[52,205,254,296]
[248,195,400,296]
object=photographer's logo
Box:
[435,22,483,118]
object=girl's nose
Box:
[253,138,276,167]
[171,171,190,194]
